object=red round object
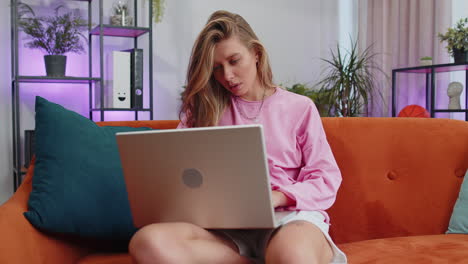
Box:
[397,105,430,118]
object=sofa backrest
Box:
[96,118,468,244]
[96,120,180,130]
[323,117,468,244]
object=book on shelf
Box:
[99,50,131,109]
[124,48,144,109]
[24,130,35,168]
[98,49,143,109]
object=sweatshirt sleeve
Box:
[177,113,189,129]
[271,101,342,211]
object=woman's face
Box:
[212,36,261,100]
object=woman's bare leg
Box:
[265,220,333,264]
[129,222,252,264]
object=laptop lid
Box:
[116,125,276,229]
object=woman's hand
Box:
[271,190,295,208]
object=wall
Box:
[0,1,12,203]
[153,0,340,119]
[0,0,341,203]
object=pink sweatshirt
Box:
[178,87,342,223]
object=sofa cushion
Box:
[447,170,468,234]
[338,234,468,263]
[24,96,152,241]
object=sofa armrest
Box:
[0,163,90,264]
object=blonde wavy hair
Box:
[179,10,275,127]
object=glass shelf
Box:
[433,109,468,113]
[90,25,150,38]
[91,108,151,111]
[16,76,101,84]
[393,63,468,73]
[392,62,468,120]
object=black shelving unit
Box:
[10,0,154,191]
[392,63,468,120]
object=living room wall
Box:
[0,1,12,204]
[0,0,343,203]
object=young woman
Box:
[129,10,347,264]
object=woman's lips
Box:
[230,83,242,92]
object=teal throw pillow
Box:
[447,169,468,234]
[24,96,152,241]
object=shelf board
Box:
[91,108,151,112]
[90,25,150,38]
[393,63,468,74]
[433,109,468,113]
[16,76,101,84]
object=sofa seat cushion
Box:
[339,234,468,263]
[78,253,132,264]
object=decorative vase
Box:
[110,15,133,26]
[420,60,432,66]
[44,55,67,77]
[447,81,463,109]
[453,48,468,64]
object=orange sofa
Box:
[1,118,467,263]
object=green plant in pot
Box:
[17,2,87,77]
[284,83,331,117]
[438,17,468,64]
[420,56,433,66]
[316,39,384,117]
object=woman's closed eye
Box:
[213,59,239,71]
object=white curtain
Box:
[358,0,452,117]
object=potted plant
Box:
[420,56,433,66]
[315,39,385,117]
[17,2,87,77]
[284,83,331,117]
[438,17,468,64]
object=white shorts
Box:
[212,211,347,263]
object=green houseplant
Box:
[284,83,331,117]
[316,39,384,117]
[438,17,468,64]
[17,2,87,76]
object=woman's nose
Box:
[224,67,234,81]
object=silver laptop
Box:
[116,125,277,229]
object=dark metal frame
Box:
[11,0,154,191]
[392,63,468,121]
